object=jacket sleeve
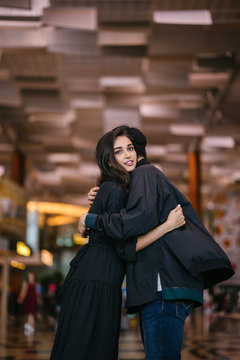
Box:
[103,185,137,263]
[95,167,161,241]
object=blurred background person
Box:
[17,270,40,336]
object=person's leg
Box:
[28,313,35,328]
[139,294,163,360]
[140,293,192,360]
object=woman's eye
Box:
[114,150,122,155]
[128,146,134,151]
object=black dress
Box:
[50,182,136,360]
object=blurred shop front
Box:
[0,177,53,333]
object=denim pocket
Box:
[176,302,193,321]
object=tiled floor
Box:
[0,310,240,359]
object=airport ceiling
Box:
[0,0,239,205]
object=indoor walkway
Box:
[0,310,240,359]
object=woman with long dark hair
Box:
[50,126,185,360]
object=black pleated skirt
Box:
[50,244,124,360]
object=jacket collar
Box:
[136,157,150,167]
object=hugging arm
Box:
[81,168,164,241]
[80,173,185,255]
[135,205,185,251]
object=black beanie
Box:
[128,127,147,158]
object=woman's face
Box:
[113,135,137,172]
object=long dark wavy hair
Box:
[96,126,136,191]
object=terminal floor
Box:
[0,310,240,359]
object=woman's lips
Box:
[124,160,134,166]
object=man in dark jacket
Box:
[79,126,234,360]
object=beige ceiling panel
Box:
[0,81,21,106]
[152,0,239,11]
[48,28,98,56]
[146,59,190,88]
[188,72,230,88]
[0,27,50,48]
[103,107,140,132]
[63,78,100,92]
[43,7,97,30]
[22,90,68,113]
[70,94,104,109]
[97,0,150,23]
[101,57,143,77]
[1,52,60,78]
[105,94,142,107]
[0,0,48,15]
[149,24,240,55]
[0,0,31,9]
[59,55,100,78]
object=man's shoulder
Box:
[133,162,161,177]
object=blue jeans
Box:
[139,292,193,360]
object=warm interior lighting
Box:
[41,249,53,266]
[16,241,31,257]
[46,215,77,226]
[10,260,26,270]
[27,201,88,217]
[153,10,212,25]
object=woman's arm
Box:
[17,280,28,304]
[136,205,185,251]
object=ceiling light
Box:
[153,10,212,25]
[48,153,80,163]
[140,104,179,118]
[146,145,167,157]
[98,30,147,46]
[0,165,5,177]
[201,136,235,149]
[100,77,143,87]
[71,97,104,109]
[0,20,42,28]
[169,124,205,136]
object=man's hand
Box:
[88,187,99,206]
[78,213,88,237]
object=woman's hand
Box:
[166,205,185,231]
[88,187,99,206]
[78,213,88,237]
